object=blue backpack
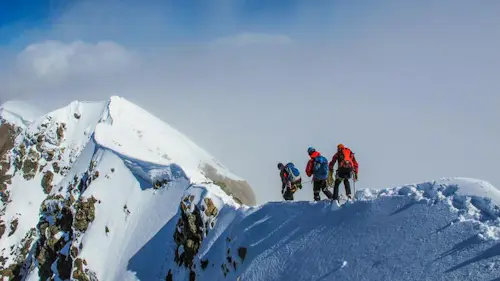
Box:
[313,155,329,180]
[285,162,301,182]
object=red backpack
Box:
[338,148,354,169]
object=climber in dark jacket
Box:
[278,162,302,201]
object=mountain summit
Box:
[0,96,255,280]
[0,96,499,281]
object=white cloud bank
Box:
[16,40,135,83]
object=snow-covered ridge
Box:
[1,96,256,205]
[357,177,500,240]
[0,100,45,128]
[1,95,500,281]
[176,177,500,281]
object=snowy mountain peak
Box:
[0,95,255,280]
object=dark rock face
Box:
[173,196,205,269]
[0,228,36,280]
[201,164,256,206]
[21,148,40,181]
[74,197,97,232]
[41,171,54,194]
[0,121,18,205]
[168,196,221,281]
[33,195,98,281]
[35,196,74,281]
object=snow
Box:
[94,96,243,183]
[189,178,500,281]
[0,100,45,128]
[0,95,249,280]
[1,95,499,281]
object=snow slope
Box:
[0,96,255,280]
[181,178,500,281]
[0,96,499,281]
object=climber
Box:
[305,147,334,201]
[278,162,302,201]
[327,143,359,201]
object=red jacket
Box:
[305,151,321,177]
[329,147,359,174]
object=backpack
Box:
[313,155,329,180]
[285,162,301,182]
[338,148,354,169]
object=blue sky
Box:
[1,1,500,204]
[0,0,366,47]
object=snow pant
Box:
[333,167,352,200]
[282,180,302,201]
[283,189,294,201]
[313,179,333,201]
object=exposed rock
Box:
[46,150,55,161]
[154,179,169,189]
[201,164,256,205]
[0,121,18,158]
[0,227,36,280]
[74,197,97,232]
[91,171,99,181]
[0,121,16,204]
[238,247,247,262]
[8,218,18,236]
[56,123,66,142]
[0,173,12,199]
[173,197,205,268]
[201,259,209,270]
[22,148,40,180]
[73,258,89,281]
[38,164,46,173]
[41,171,54,194]
[166,269,173,281]
[203,198,218,217]
[13,143,26,172]
[35,196,74,281]
[52,161,61,174]
[0,221,5,239]
[71,246,79,258]
[74,113,81,119]
[36,134,44,144]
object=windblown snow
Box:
[0,96,499,281]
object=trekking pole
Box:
[352,172,356,199]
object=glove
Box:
[326,170,334,187]
[354,172,358,182]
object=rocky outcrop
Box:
[217,237,248,278]
[173,195,205,269]
[21,148,40,180]
[0,227,36,280]
[74,197,97,232]
[0,121,19,204]
[41,171,54,194]
[35,195,74,280]
[201,164,256,206]
[168,195,221,281]
[31,194,98,281]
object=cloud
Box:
[211,32,293,47]
[16,40,135,83]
